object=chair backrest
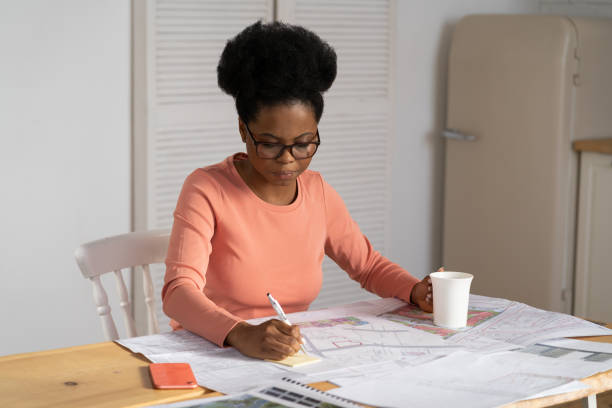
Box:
[74,229,170,341]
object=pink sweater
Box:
[162,153,420,347]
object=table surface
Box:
[1,326,611,408]
[573,138,612,154]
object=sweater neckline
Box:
[227,153,304,212]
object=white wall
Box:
[390,0,539,279]
[0,0,130,355]
[540,0,612,17]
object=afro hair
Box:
[217,21,337,124]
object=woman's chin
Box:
[270,178,295,187]
[269,171,298,185]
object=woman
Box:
[162,21,433,361]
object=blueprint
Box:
[290,312,461,379]
[329,338,612,408]
[377,294,611,352]
[329,350,579,408]
[117,295,612,405]
[449,300,612,347]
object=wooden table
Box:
[0,342,216,408]
[1,328,611,408]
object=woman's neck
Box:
[235,159,298,205]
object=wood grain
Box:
[0,342,219,408]
[573,138,612,154]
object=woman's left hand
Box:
[410,267,444,312]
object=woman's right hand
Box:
[224,319,303,360]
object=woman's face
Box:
[239,103,319,187]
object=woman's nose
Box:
[276,146,295,162]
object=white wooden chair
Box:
[74,229,170,341]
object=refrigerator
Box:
[442,15,612,314]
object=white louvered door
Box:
[284,0,395,309]
[132,0,273,334]
[133,0,395,332]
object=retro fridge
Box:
[442,15,612,314]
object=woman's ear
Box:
[238,118,247,143]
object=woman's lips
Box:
[272,170,296,180]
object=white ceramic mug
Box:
[430,271,474,329]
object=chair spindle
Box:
[142,264,160,335]
[114,269,137,338]
[92,275,119,341]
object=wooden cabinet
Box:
[573,139,612,322]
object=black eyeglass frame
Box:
[243,120,321,160]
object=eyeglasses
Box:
[243,121,320,160]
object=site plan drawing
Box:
[118,295,612,406]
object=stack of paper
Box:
[118,295,612,407]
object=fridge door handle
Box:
[442,129,476,141]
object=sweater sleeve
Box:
[321,177,420,303]
[162,170,242,347]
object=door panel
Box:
[443,15,578,312]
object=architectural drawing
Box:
[379,304,499,338]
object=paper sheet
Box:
[541,338,612,355]
[329,339,612,408]
[449,300,612,347]
[146,378,361,408]
[118,295,612,399]
[328,350,590,408]
[376,295,611,352]
[525,381,589,400]
[117,330,297,394]
[118,298,457,393]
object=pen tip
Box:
[266,292,270,296]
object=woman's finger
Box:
[419,299,433,313]
[264,336,298,359]
[290,325,302,339]
[269,322,301,346]
[271,319,291,331]
[291,326,304,345]
[271,320,303,345]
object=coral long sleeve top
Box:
[162,153,420,347]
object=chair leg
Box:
[583,394,598,408]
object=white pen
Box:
[267,292,307,354]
